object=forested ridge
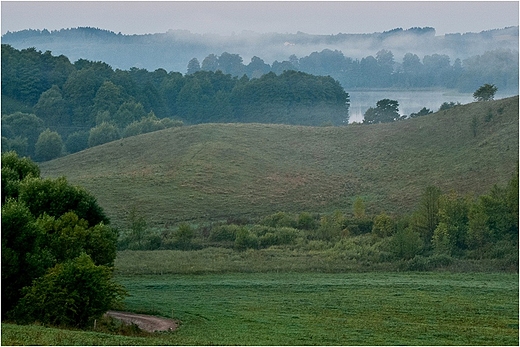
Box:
[1,44,349,161]
[3,26,518,89]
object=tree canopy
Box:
[1,151,124,327]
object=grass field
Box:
[3,272,517,345]
[39,96,519,227]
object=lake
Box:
[347,89,516,123]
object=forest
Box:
[1,44,349,161]
[187,48,518,92]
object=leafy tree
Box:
[363,99,400,124]
[432,192,470,254]
[34,129,63,161]
[352,197,366,219]
[122,112,166,138]
[1,152,121,325]
[1,112,45,157]
[201,53,219,72]
[409,107,433,118]
[14,253,126,328]
[113,100,147,128]
[65,130,89,154]
[473,83,498,101]
[1,151,40,202]
[389,227,423,260]
[372,212,395,238]
[33,85,70,127]
[187,58,201,74]
[438,101,461,111]
[18,175,109,225]
[88,122,120,147]
[413,185,441,245]
[92,80,125,117]
[173,223,195,250]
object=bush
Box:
[34,129,63,162]
[14,253,126,328]
[402,254,453,271]
[260,212,297,228]
[65,131,89,154]
[234,228,258,251]
[388,227,423,260]
[297,212,318,230]
[209,224,240,242]
[88,122,120,147]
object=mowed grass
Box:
[4,272,516,345]
[39,96,519,227]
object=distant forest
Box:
[2,26,518,92]
[1,44,349,160]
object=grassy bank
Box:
[39,96,519,227]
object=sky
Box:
[1,1,518,37]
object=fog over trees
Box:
[2,26,518,89]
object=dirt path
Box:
[106,311,178,332]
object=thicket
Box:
[1,45,349,161]
[1,152,126,328]
[118,169,518,271]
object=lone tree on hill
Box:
[473,83,498,101]
[363,99,400,124]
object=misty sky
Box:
[1,1,518,36]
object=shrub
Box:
[403,254,453,271]
[388,227,423,260]
[209,224,240,242]
[65,131,89,154]
[88,122,120,147]
[372,212,395,238]
[34,129,63,162]
[234,228,258,251]
[14,253,126,328]
[260,212,297,228]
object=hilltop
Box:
[39,96,518,227]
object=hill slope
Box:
[39,96,519,227]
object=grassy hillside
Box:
[39,96,518,227]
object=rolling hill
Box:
[39,96,518,227]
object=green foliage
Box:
[438,101,461,111]
[14,253,126,328]
[1,152,121,327]
[65,130,89,154]
[234,227,258,251]
[1,112,45,156]
[296,212,318,230]
[310,210,346,241]
[209,224,240,242]
[88,122,120,147]
[389,227,423,260]
[123,112,166,138]
[414,185,442,246]
[372,212,395,238]
[172,223,195,250]
[260,211,297,228]
[363,99,400,124]
[34,129,63,161]
[352,196,366,219]
[473,83,498,101]
[18,176,109,225]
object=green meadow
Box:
[3,271,518,345]
[4,96,517,345]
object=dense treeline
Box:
[119,169,518,271]
[190,48,518,92]
[2,152,126,328]
[1,44,349,160]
